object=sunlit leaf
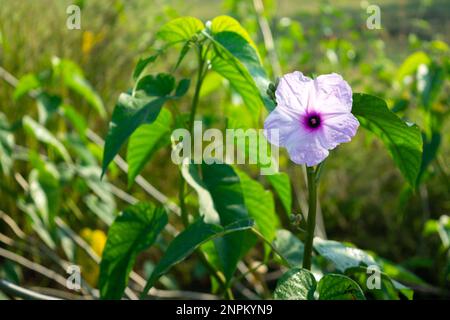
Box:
[157,16,204,44]
[313,237,377,272]
[127,108,173,186]
[352,93,423,187]
[266,172,292,216]
[235,169,279,255]
[101,93,168,176]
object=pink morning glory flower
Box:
[264,71,359,167]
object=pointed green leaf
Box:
[101,93,168,176]
[99,203,168,299]
[352,93,423,187]
[133,54,158,81]
[127,108,173,186]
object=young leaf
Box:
[157,16,204,44]
[313,237,377,272]
[210,15,259,54]
[318,274,365,300]
[127,108,173,186]
[352,93,423,187]
[274,268,316,300]
[133,54,158,81]
[101,93,168,176]
[99,203,168,300]
[142,218,254,296]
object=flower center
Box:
[307,115,321,129]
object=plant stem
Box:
[302,166,317,270]
[188,44,206,132]
[179,44,207,226]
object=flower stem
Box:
[302,166,317,270]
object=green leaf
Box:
[313,237,377,272]
[352,93,423,187]
[157,16,204,44]
[200,163,256,281]
[318,274,365,300]
[274,268,316,300]
[420,63,445,109]
[135,73,175,97]
[23,116,71,163]
[210,15,259,53]
[101,93,168,176]
[175,79,191,97]
[18,200,56,249]
[28,164,60,229]
[142,218,254,296]
[52,58,106,118]
[396,51,431,83]
[0,113,14,175]
[182,162,255,281]
[346,266,412,300]
[174,41,191,70]
[274,229,304,267]
[133,55,158,81]
[266,172,292,216]
[36,92,62,123]
[235,169,279,254]
[209,30,274,118]
[99,202,168,300]
[13,73,41,100]
[61,104,88,139]
[127,108,173,186]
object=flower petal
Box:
[264,107,301,147]
[275,71,313,117]
[312,73,353,115]
[319,113,360,150]
[284,130,329,166]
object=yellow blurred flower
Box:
[76,228,107,287]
